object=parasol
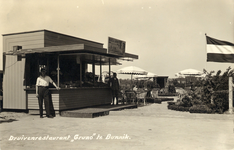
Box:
[117,66,148,89]
[175,73,185,78]
[179,69,202,76]
[178,68,203,87]
[134,72,157,79]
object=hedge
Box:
[158,93,178,96]
[189,105,213,114]
[167,102,175,105]
[154,99,162,104]
[167,105,190,112]
[146,98,162,104]
[213,90,229,113]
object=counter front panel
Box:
[26,88,112,111]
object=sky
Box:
[0,0,233,79]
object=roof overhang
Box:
[4,44,106,55]
[3,44,138,65]
[4,44,138,58]
[156,76,169,78]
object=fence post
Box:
[228,77,233,114]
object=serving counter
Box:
[25,87,112,111]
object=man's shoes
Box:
[40,116,44,118]
[47,115,54,118]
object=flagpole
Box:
[204,33,207,72]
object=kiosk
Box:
[2,30,138,111]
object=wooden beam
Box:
[9,44,107,55]
[84,45,107,54]
[123,52,138,59]
[9,44,84,55]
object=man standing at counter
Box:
[36,68,60,118]
[109,73,120,105]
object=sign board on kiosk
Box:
[107,37,126,56]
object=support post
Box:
[92,55,95,86]
[100,56,102,82]
[80,61,82,87]
[109,58,111,86]
[47,55,49,73]
[228,77,233,114]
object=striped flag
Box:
[206,35,234,63]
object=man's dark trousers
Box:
[38,86,51,117]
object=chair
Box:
[136,92,147,105]
[117,91,124,104]
[124,90,137,104]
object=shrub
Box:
[167,104,190,112]
[158,93,177,96]
[184,107,190,111]
[178,106,185,111]
[181,96,192,107]
[154,99,162,104]
[167,102,175,105]
[175,101,183,106]
[188,67,234,114]
[191,99,203,105]
[213,90,229,113]
[146,98,162,104]
[146,98,155,103]
[171,105,179,110]
[189,105,213,114]
[167,104,172,109]
[206,103,216,113]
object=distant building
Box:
[153,76,168,89]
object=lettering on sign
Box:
[108,37,126,56]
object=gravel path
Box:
[0,102,233,150]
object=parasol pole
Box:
[205,33,207,71]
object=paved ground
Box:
[0,101,234,150]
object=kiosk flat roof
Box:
[4,44,138,60]
[2,29,103,45]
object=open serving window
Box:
[24,52,121,89]
[10,44,138,89]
